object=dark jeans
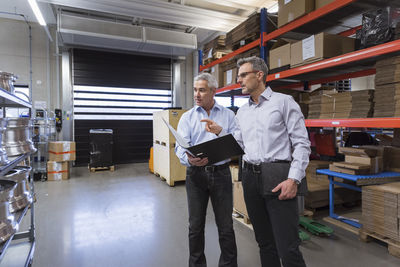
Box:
[186,165,237,267]
[242,168,306,267]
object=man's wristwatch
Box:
[289,178,300,185]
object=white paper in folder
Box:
[162,117,190,148]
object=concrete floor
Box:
[2,163,400,267]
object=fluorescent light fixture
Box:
[28,0,46,26]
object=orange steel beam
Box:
[200,39,260,71]
[216,83,241,94]
[306,118,400,128]
[339,25,362,37]
[262,0,357,45]
[267,39,400,82]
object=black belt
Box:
[243,161,290,173]
[193,163,229,173]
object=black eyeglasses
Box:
[236,70,260,80]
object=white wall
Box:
[0,17,59,111]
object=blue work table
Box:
[316,169,400,228]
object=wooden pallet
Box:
[233,210,253,230]
[154,172,176,187]
[89,165,115,172]
[359,229,400,258]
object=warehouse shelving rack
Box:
[0,88,35,267]
[199,0,400,129]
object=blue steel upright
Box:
[260,8,268,62]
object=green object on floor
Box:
[299,216,334,236]
[299,229,310,241]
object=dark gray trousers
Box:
[242,167,306,267]
[186,166,237,267]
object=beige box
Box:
[210,64,224,88]
[223,68,238,86]
[290,32,355,67]
[153,142,186,186]
[47,161,69,181]
[269,39,293,70]
[278,0,315,28]
[48,141,76,162]
[233,181,248,217]
[153,109,187,145]
[316,0,335,9]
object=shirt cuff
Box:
[288,167,304,182]
[219,128,228,137]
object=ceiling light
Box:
[28,0,46,26]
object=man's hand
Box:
[186,152,208,166]
[271,179,298,200]
[200,119,222,135]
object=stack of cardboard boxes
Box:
[362,182,400,241]
[374,56,400,117]
[307,89,374,119]
[47,141,76,181]
[202,35,231,66]
[330,147,383,176]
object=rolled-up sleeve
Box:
[283,96,311,182]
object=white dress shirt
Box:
[234,87,311,182]
[175,101,236,167]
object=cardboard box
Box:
[316,0,335,9]
[269,39,293,70]
[223,68,238,86]
[210,64,224,88]
[290,32,355,67]
[48,141,76,162]
[344,156,383,174]
[233,181,248,217]
[278,0,314,28]
[47,161,69,181]
[362,182,400,241]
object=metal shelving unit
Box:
[199,0,400,128]
[0,87,35,267]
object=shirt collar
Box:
[195,100,222,112]
[248,86,273,105]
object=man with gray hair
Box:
[175,72,237,267]
[203,56,310,267]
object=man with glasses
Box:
[203,56,310,267]
[175,72,237,267]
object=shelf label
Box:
[284,0,292,4]
[331,121,340,125]
[302,35,315,61]
[275,73,280,79]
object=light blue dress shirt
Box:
[234,87,311,182]
[175,101,236,167]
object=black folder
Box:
[162,118,244,165]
